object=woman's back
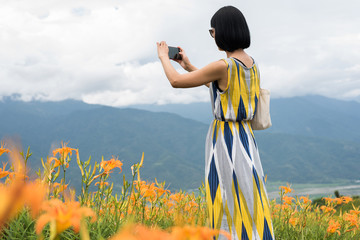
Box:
[205,56,274,239]
[210,57,260,123]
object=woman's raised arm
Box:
[157,41,226,88]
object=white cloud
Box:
[82,61,209,106]
[0,0,359,105]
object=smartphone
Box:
[168,46,182,60]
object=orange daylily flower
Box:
[289,217,299,227]
[156,187,170,197]
[100,156,123,174]
[48,157,63,168]
[170,192,185,203]
[53,182,68,193]
[334,198,343,205]
[141,182,156,198]
[343,213,359,228]
[0,142,10,157]
[185,200,199,211]
[341,196,353,204]
[164,198,175,209]
[350,209,360,215]
[323,197,334,204]
[279,184,293,194]
[282,196,295,205]
[52,142,77,160]
[300,196,311,204]
[0,162,10,179]
[36,199,96,235]
[134,180,147,193]
[95,181,109,187]
[327,219,341,235]
[320,206,336,214]
[323,196,353,205]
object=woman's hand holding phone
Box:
[157,41,169,60]
[173,47,188,69]
[173,47,197,72]
[157,41,197,72]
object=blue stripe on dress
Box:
[254,94,258,116]
[208,155,219,205]
[219,101,225,121]
[237,96,247,122]
[239,122,251,159]
[253,166,264,209]
[263,218,273,240]
[211,82,218,104]
[242,222,250,240]
[224,122,233,162]
[232,171,241,213]
[212,122,218,147]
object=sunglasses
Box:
[209,28,215,38]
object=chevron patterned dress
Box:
[205,57,274,240]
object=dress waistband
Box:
[213,118,248,123]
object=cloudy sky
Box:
[1,0,359,106]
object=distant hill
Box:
[131,95,360,143]
[0,96,360,193]
[0,99,207,191]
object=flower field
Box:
[0,140,359,239]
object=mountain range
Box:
[0,95,360,192]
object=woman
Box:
[157,6,274,240]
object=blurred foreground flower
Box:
[36,199,96,237]
[109,224,230,240]
[0,141,47,228]
[171,225,231,240]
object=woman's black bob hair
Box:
[210,6,250,52]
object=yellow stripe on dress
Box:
[224,200,233,236]
[213,185,223,240]
[253,174,265,239]
[260,177,274,236]
[229,59,240,120]
[246,121,255,139]
[239,66,249,118]
[212,120,219,143]
[219,59,231,119]
[205,180,213,227]
[205,160,224,240]
[232,180,243,237]
[237,177,253,238]
[232,172,254,239]
[249,65,256,116]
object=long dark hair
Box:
[210,6,251,52]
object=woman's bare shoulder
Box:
[202,59,228,73]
